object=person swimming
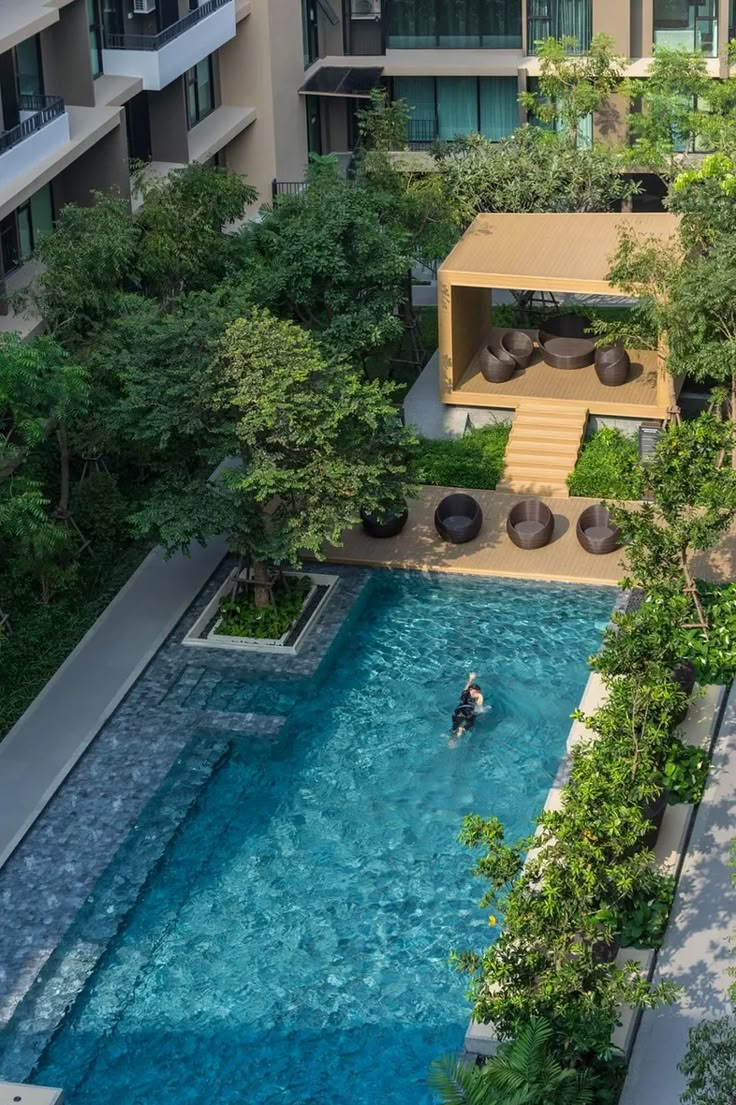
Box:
[449,672,484,747]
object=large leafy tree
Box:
[132,162,257,305]
[520,33,625,148]
[237,157,411,365]
[622,47,713,179]
[131,308,417,603]
[434,127,636,226]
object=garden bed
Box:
[183,569,339,655]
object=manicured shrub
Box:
[679,1015,736,1105]
[415,424,510,489]
[217,575,311,640]
[567,427,643,500]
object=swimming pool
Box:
[26,571,613,1105]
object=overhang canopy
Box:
[438,212,682,296]
[299,66,384,99]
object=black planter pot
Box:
[360,507,409,539]
[671,659,697,697]
[592,934,621,966]
[641,787,669,849]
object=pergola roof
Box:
[438,212,681,296]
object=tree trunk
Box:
[253,560,271,609]
[57,423,70,516]
[681,552,708,636]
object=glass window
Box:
[480,76,519,139]
[14,36,44,98]
[30,183,54,245]
[87,0,103,78]
[395,76,518,144]
[17,202,32,261]
[527,0,592,54]
[0,183,53,275]
[654,0,717,56]
[302,0,319,68]
[186,57,215,129]
[0,213,19,276]
[388,0,521,49]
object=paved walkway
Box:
[0,538,225,870]
[619,682,736,1105]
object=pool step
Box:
[499,402,588,498]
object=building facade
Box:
[300,0,734,159]
[0,0,307,336]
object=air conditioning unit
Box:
[132,0,156,13]
[351,0,381,20]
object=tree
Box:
[612,414,736,633]
[669,152,736,247]
[520,34,625,148]
[679,1016,736,1105]
[131,309,417,604]
[357,86,411,152]
[21,190,137,347]
[237,156,411,365]
[623,47,712,179]
[665,235,736,426]
[434,127,636,227]
[429,1019,594,1105]
[132,161,257,306]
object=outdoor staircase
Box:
[498,400,589,498]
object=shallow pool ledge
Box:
[0,1082,63,1105]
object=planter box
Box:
[182,569,339,655]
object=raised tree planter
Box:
[183,568,339,655]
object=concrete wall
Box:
[592,0,630,54]
[219,0,307,206]
[149,78,188,162]
[40,0,95,107]
[53,117,130,207]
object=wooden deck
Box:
[449,331,664,418]
[320,487,736,587]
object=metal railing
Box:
[103,0,232,50]
[407,118,438,149]
[271,179,306,199]
[0,95,65,157]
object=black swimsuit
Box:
[452,689,478,731]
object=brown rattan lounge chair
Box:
[482,344,516,383]
[538,314,595,370]
[576,503,622,555]
[435,493,483,544]
[500,330,535,369]
[360,507,408,538]
[594,343,630,387]
[506,499,554,550]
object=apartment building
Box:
[0,0,307,336]
[300,0,734,158]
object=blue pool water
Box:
[31,572,612,1105]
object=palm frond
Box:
[428,1054,495,1105]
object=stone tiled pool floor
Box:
[0,561,370,1072]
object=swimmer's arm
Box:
[464,671,477,691]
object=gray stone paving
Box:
[0,560,370,1068]
[619,680,736,1105]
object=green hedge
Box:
[415,423,510,489]
[0,473,145,739]
[567,427,644,500]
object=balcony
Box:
[0,95,70,187]
[101,0,236,91]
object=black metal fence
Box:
[271,179,306,199]
[0,95,65,157]
[104,0,232,51]
[407,118,438,149]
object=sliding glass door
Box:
[394,75,519,143]
[387,0,521,49]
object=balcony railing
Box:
[0,95,65,157]
[407,118,438,149]
[103,0,232,50]
[272,179,306,199]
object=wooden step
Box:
[510,424,584,443]
[504,451,578,470]
[500,462,573,484]
[518,399,588,413]
[507,437,582,457]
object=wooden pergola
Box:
[437,211,682,420]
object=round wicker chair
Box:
[595,343,630,387]
[576,503,622,555]
[500,330,535,369]
[538,314,595,370]
[482,344,516,383]
[435,493,483,545]
[506,499,554,550]
[360,507,408,539]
